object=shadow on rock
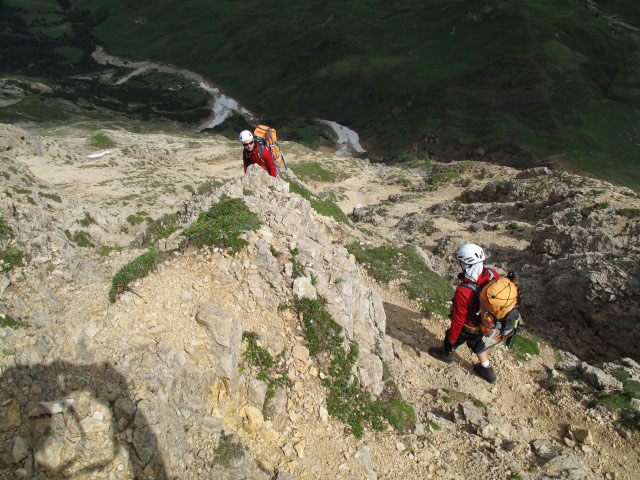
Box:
[383,302,474,371]
[0,360,168,479]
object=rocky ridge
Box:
[1,124,639,479]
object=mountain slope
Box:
[75,0,640,188]
[1,123,639,478]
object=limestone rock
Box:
[12,436,29,464]
[195,302,243,381]
[0,402,21,432]
[242,406,264,434]
[264,387,288,431]
[292,277,317,299]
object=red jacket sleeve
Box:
[243,152,249,173]
[448,286,474,343]
[261,148,277,177]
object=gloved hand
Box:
[443,338,454,355]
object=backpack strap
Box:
[459,268,495,295]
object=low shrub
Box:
[294,297,414,438]
[109,250,163,302]
[197,179,225,196]
[0,313,27,329]
[138,212,180,247]
[72,230,94,248]
[242,332,286,395]
[182,197,261,252]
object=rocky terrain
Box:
[1,123,639,479]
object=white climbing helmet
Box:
[239,130,253,143]
[456,243,485,265]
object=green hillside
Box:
[1,0,640,189]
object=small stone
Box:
[395,441,406,451]
[574,428,593,445]
[242,406,264,434]
[261,428,279,442]
[12,436,29,463]
[0,402,21,431]
[292,343,309,361]
[319,406,328,424]
[294,440,305,458]
[282,443,296,460]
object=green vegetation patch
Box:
[109,250,163,302]
[2,247,23,271]
[139,212,181,247]
[427,172,461,188]
[182,197,261,252]
[126,214,145,225]
[290,162,341,182]
[197,179,226,196]
[289,247,305,279]
[38,191,62,203]
[72,230,95,248]
[619,208,640,219]
[89,133,116,148]
[241,332,286,395]
[213,434,246,467]
[294,296,414,438]
[0,313,28,329]
[510,329,541,361]
[285,178,349,224]
[346,242,453,316]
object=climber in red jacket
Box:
[239,130,277,178]
[428,243,498,384]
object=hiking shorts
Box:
[448,328,485,355]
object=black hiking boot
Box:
[428,347,454,364]
[474,363,497,384]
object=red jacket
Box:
[448,267,499,343]
[243,143,277,177]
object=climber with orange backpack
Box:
[239,126,287,178]
[428,243,522,384]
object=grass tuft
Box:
[510,329,541,361]
[346,242,452,316]
[109,250,163,302]
[285,178,350,224]
[72,230,95,248]
[89,133,116,148]
[182,197,261,252]
[294,296,414,438]
[2,247,23,271]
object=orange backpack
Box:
[253,125,286,168]
[477,277,519,336]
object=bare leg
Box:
[476,351,489,364]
